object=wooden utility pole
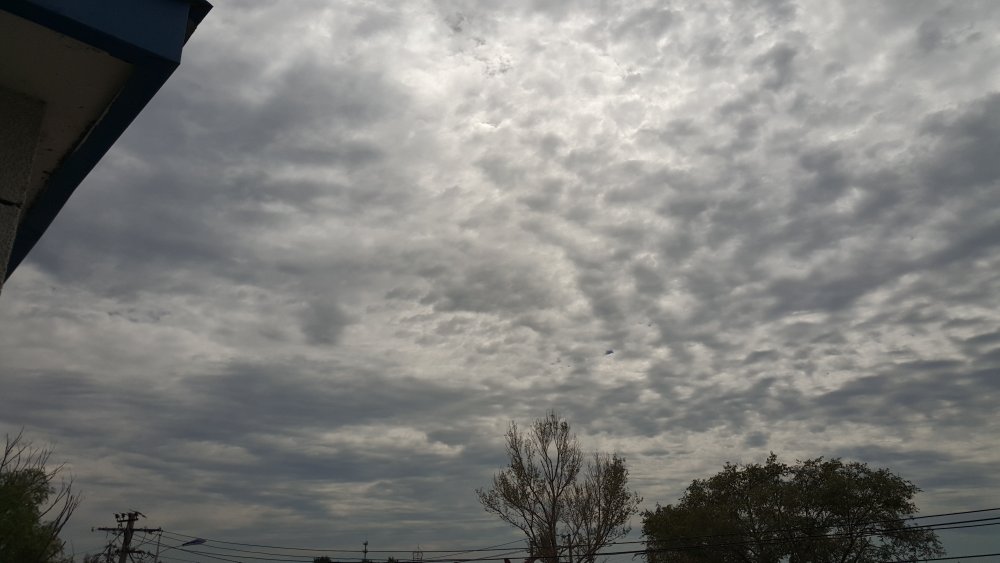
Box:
[95,512,160,563]
[118,512,137,563]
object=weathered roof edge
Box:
[3,0,212,279]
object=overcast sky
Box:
[2,0,1000,560]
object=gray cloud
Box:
[2,0,999,558]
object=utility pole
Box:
[118,512,137,563]
[95,512,161,563]
[153,530,163,563]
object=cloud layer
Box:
[1,0,999,558]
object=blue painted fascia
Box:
[4,0,189,65]
[3,0,211,278]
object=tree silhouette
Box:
[642,454,944,563]
[477,413,641,563]
[0,430,81,563]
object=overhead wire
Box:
[161,529,360,553]
[166,545,529,563]
[420,538,527,561]
[883,554,1000,562]
[633,518,1000,560]
[161,528,531,555]
[170,552,1000,563]
[158,555,211,563]
[153,531,317,560]
[153,530,529,563]
[159,505,1000,554]
[609,505,1000,546]
[174,546,252,563]
[410,518,1000,562]
[146,506,1000,563]
[425,548,529,563]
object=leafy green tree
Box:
[477,413,642,563]
[642,454,944,563]
[0,430,81,563]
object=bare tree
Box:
[565,452,640,563]
[477,413,641,563]
[0,430,82,563]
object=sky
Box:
[2,0,1000,560]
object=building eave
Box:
[1,0,212,279]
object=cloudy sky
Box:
[2,0,1000,560]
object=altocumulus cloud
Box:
[1,0,999,556]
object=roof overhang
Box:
[1,0,211,279]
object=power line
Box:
[614,506,1000,546]
[933,521,1000,532]
[142,506,1000,563]
[164,543,528,563]
[160,530,532,555]
[176,547,323,563]
[421,538,526,561]
[604,520,1000,561]
[156,551,1000,563]
[161,530,360,553]
[883,554,1000,562]
[424,549,528,563]
[636,520,1000,555]
[151,532,317,560]
[173,546,248,563]
[154,531,530,563]
[158,555,212,563]
[895,507,1000,520]
[160,519,1000,563]
[159,506,1000,554]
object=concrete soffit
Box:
[0,0,211,281]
